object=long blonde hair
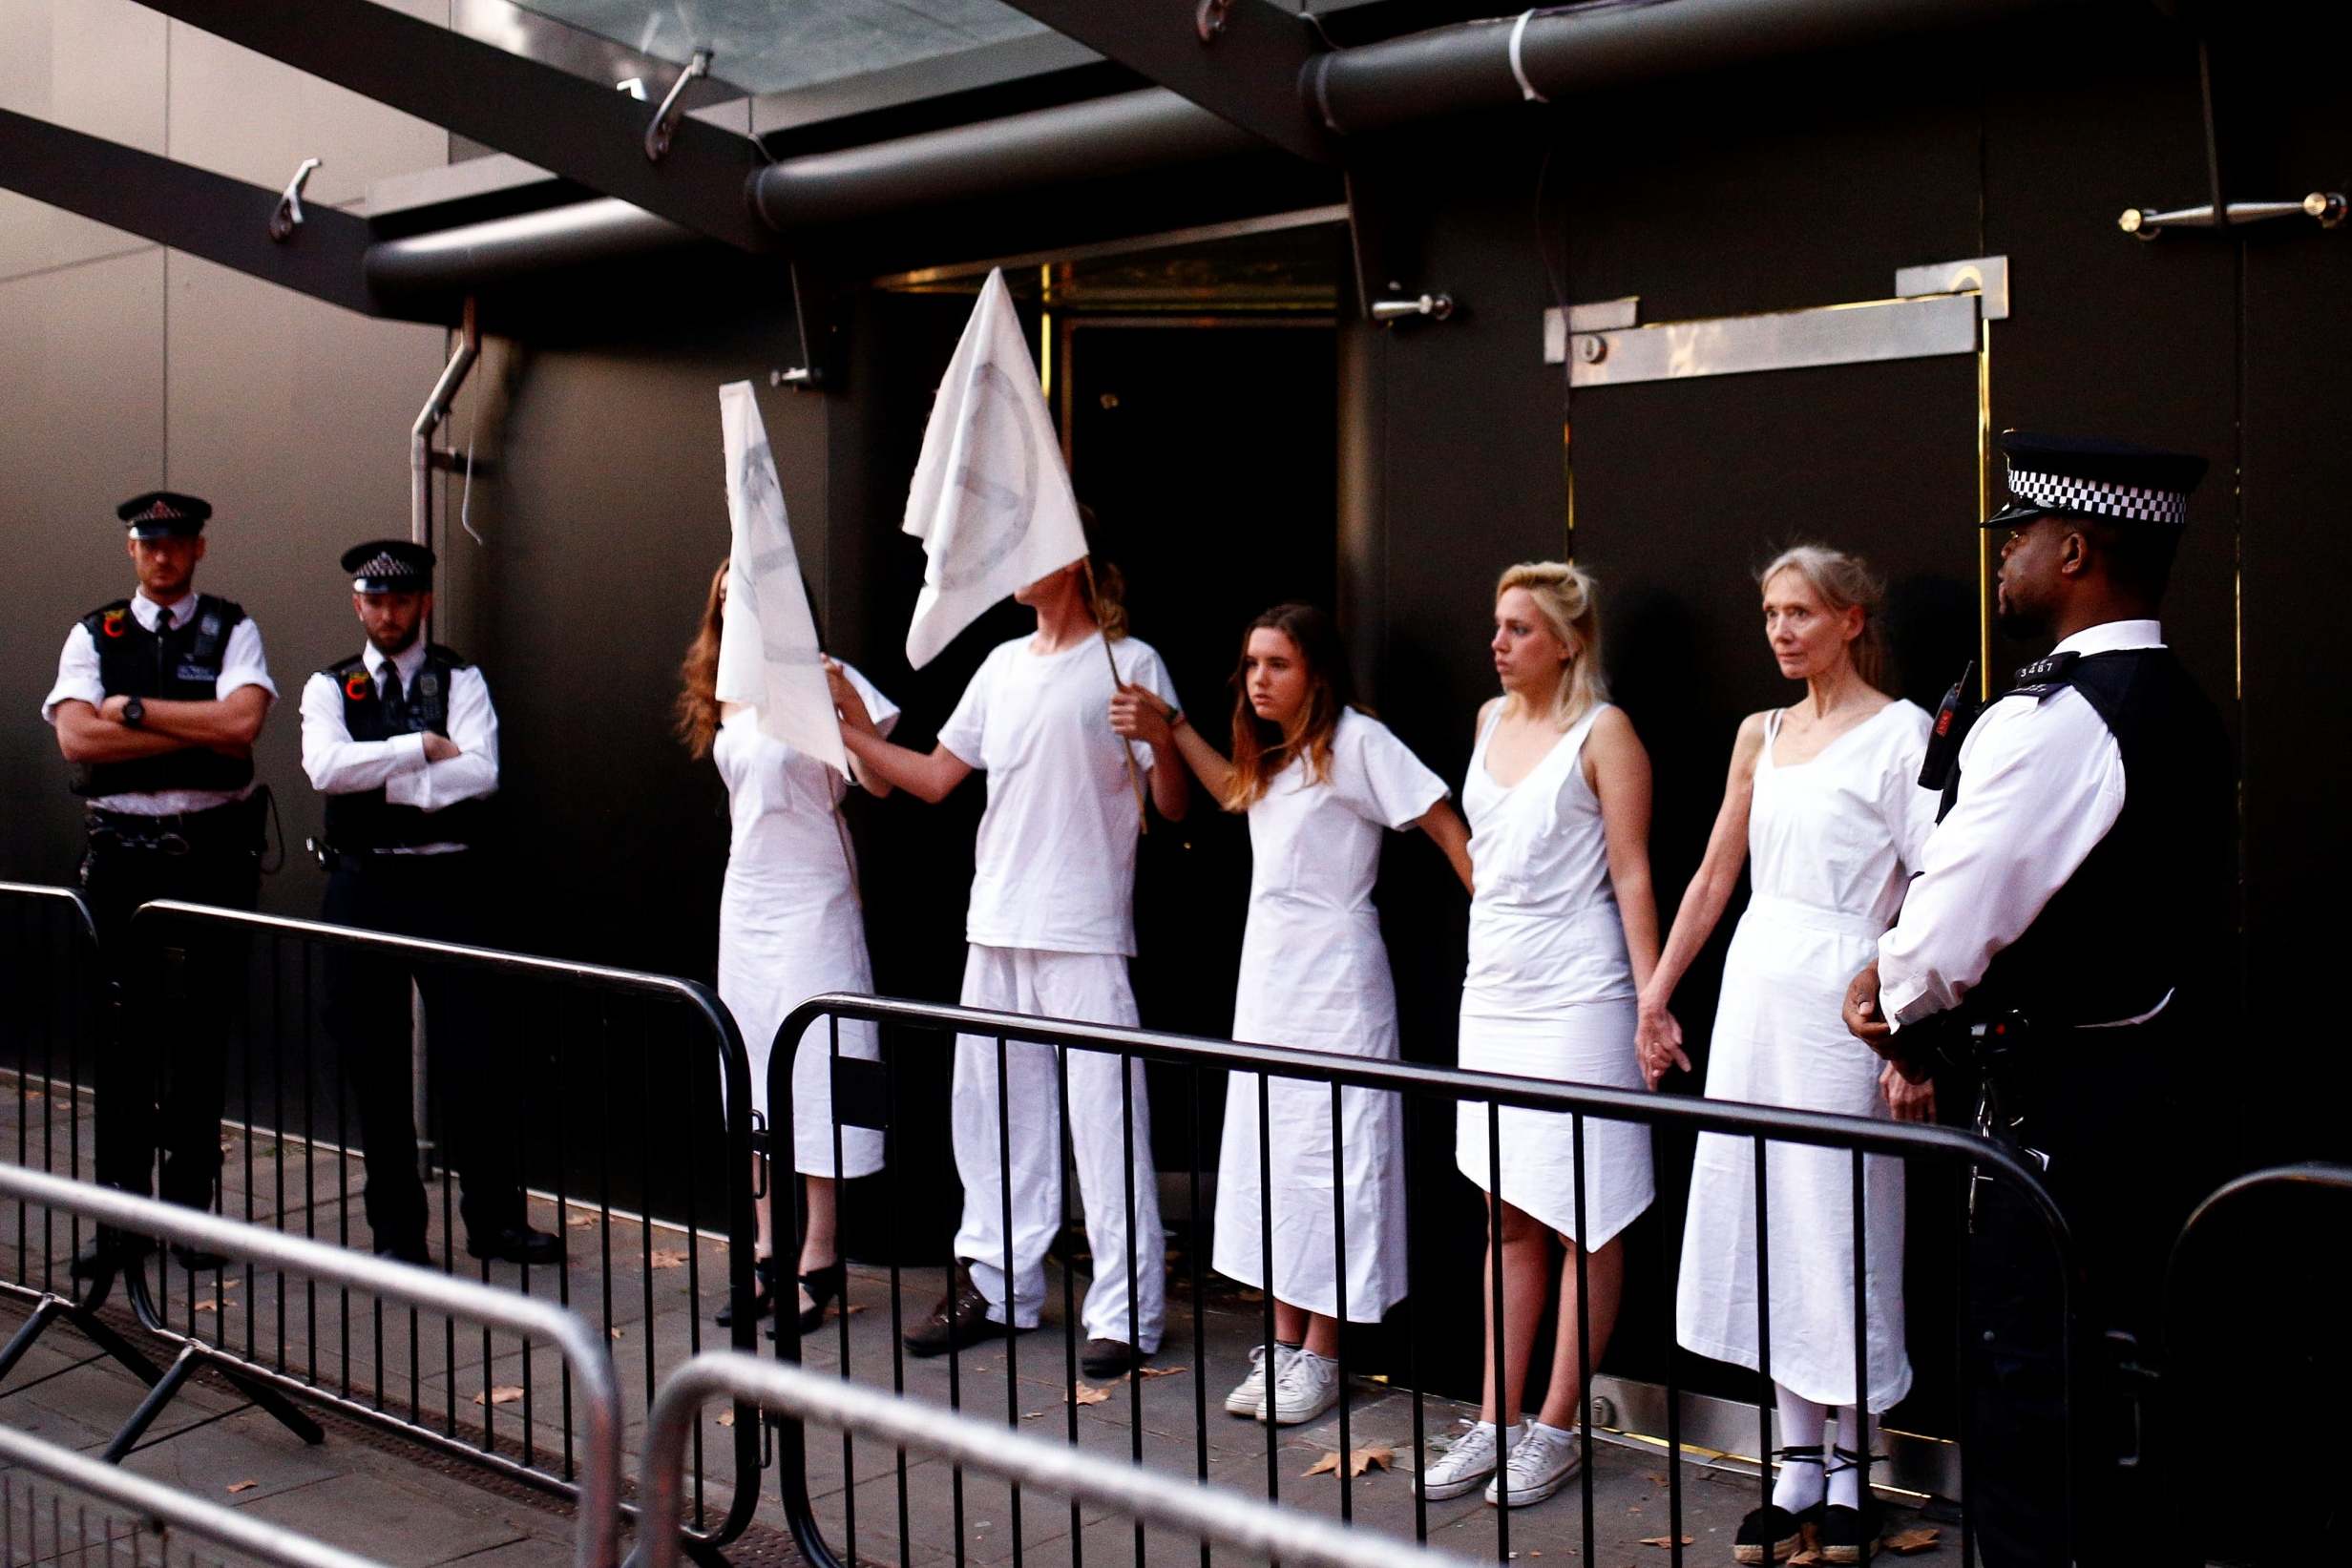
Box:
[674,560,727,759]
[1496,560,1606,729]
[1757,543,1889,691]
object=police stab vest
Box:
[320,646,494,851]
[70,596,255,798]
[1953,646,2234,1030]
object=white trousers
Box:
[951,945,1166,1351]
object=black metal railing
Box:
[0,882,106,1299]
[0,891,765,1552]
[768,992,2076,1568]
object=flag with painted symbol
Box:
[715,380,847,774]
[900,268,1084,669]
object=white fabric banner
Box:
[714,380,847,775]
[901,268,1086,669]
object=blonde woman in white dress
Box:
[1113,603,1471,1428]
[1422,562,1663,1510]
[678,563,892,1337]
[1636,546,1937,1565]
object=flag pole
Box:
[1083,558,1149,836]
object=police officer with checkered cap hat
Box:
[299,540,557,1269]
[42,492,278,1278]
[1844,431,2232,1566]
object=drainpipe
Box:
[405,294,480,1177]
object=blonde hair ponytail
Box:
[1496,560,1606,729]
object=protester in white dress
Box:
[830,535,1189,1380]
[677,563,893,1336]
[1423,562,1664,1511]
[1112,604,1472,1427]
[1636,546,1936,1566]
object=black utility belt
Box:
[86,796,261,855]
[309,840,474,872]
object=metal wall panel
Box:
[0,0,166,282]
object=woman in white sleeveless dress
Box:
[677,563,892,1337]
[1115,604,1471,1429]
[1421,562,1663,1511]
[1636,546,1937,1565]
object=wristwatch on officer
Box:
[120,697,146,729]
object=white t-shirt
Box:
[936,634,1177,957]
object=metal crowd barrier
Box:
[0,893,765,1551]
[0,1164,619,1568]
[641,1351,1471,1568]
[770,993,2077,1568]
[0,882,106,1297]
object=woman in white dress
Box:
[1422,561,1663,1511]
[1112,604,1471,1428]
[677,563,892,1336]
[1636,546,1937,1565]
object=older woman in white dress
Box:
[678,563,892,1337]
[1637,546,1937,1566]
[1421,561,1663,1511]
[1114,603,1471,1428]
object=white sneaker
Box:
[1420,1419,1520,1501]
[1256,1347,1340,1427]
[1485,1421,1582,1508]
[1225,1344,1288,1417]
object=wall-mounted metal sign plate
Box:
[1544,257,2006,387]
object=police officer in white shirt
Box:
[1844,433,2229,1567]
[300,541,556,1269]
[44,492,275,1278]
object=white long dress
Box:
[1456,703,1652,1245]
[1211,710,1446,1322]
[713,663,897,1180]
[1674,700,1935,1411]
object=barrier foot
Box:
[102,1343,201,1460]
[211,1360,326,1447]
[0,1296,67,1381]
[0,1293,170,1392]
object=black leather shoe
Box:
[720,1258,776,1328]
[167,1243,230,1271]
[1732,1504,1807,1565]
[374,1239,435,1268]
[466,1223,563,1266]
[1818,1504,1877,1564]
[1081,1338,1144,1379]
[792,1260,845,1337]
[70,1230,154,1281]
[902,1262,1002,1358]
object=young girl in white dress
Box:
[1424,561,1664,1511]
[1112,603,1471,1427]
[1636,546,1937,1565]
[677,562,893,1336]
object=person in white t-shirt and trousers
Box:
[829,539,1188,1379]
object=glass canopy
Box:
[510,0,1054,96]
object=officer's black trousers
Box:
[319,853,525,1253]
[80,824,259,1209]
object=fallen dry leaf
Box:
[1639,1537,1694,1550]
[1883,1527,1940,1556]
[192,1300,219,1313]
[225,1481,256,1495]
[609,1327,625,1340]
[648,1249,689,1270]
[1302,1446,1394,1478]
[1070,1382,1111,1406]
[473,1386,525,1407]
[717,1410,734,1428]
[1137,1365,1186,1379]
[567,1214,600,1229]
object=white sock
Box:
[1529,1419,1575,1441]
[1772,1386,1827,1515]
[1829,1408,1866,1511]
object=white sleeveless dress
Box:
[1455,703,1652,1246]
[713,662,895,1180]
[1674,700,1935,1411]
[1212,710,1446,1321]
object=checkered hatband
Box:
[350,552,420,590]
[2006,468,2190,525]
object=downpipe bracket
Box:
[268,157,322,242]
[644,49,713,163]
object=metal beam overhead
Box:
[0,107,387,320]
[990,0,1334,163]
[132,0,775,254]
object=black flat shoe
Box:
[1732,1504,1806,1565]
[1081,1338,1144,1379]
[719,1258,775,1328]
[1818,1504,1877,1564]
[168,1243,229,1272]
[70,1230,154,1281]
[467,1223,563,1266]
[796,1260,845,1336]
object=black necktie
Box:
[378,662,404,722]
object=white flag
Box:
[714,380,847,775]
[901,268,1086,669]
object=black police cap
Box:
[341,539,436,595]
[1984,431,2209,531]
[117,491,212,539]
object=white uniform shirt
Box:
[1878,618,2161,1030]
[935,634,1176,957]
[41,589,278,815]
[299,640,499,854]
